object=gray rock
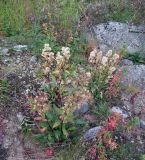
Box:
[16,112,25,124]
[132,91,145,114]
[16,59,20,64]
[120,59,133,66]
[140,120,145,130]
[86,22,145,54]
[121,65,145,90]
[0,48,9,55]
[74,102,89,115]
[13,45,27,52]
[3,137,13,149]
[121,65,145,120]
[29,55,37,65]
[110,106,129,118]
[84,126,102,140]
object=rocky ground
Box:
[0,21,145,159]
[0,39,51,160]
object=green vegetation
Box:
[0,0,145,159]
[22,44,86,146]
[0,0,87,57]
[125,53,145,64]
[0,79,9,104]
[0,0,142,58]
[92,102,110,122]
[106,0,135,23]
[108,143,143,160]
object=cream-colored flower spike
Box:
[89,49,98,64]
[106,50,113,58]
[44,43,51,51]
[61,47,71,60]
[113,53,120,61]
[101,56,108,66]
[96,51,102,64]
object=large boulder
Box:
[121,65,145,129]
[121,65,145,90]
[86,22,145,54]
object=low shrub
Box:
[23,44,85,146]
[88,49,121,101]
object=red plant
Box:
[106,70,122,98]
[87,145,97,159]
[105,113,122,131]
[45,148,54,157]
[87,113,123,160]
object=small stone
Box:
[110,106,129,118]
[3,137,13,149]
[16,59,20,64]
[0,48,9,55]
[16,112,25,124]
[140,120,145,130]
[29,55,37,65]
[84,114,97,123]
[74,102,89,115]
[13,45,27,52]
[3,120,9,124]
[84,126,102,140]
[120,59,133,66]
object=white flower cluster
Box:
[56,47,70,66]
[89,49,103,65]
[89,49,120,80]
[41,44,71,75]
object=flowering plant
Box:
[26,44,85,145]
[87,113,123,160]
[88,49,120,101]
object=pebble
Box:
[0,48,9,55]
[74,102,90,116]
[84,126,102,140]
[29,55,37,65]
[13,45,27,52]
[110,106,129,118]
[140,120,145,130]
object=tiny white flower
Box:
[56,52,61,57]
[101,56,108,66]
[44,67,50,74]
[96,51,103,64]
[109,67,116,74]
[61,47,70,54]
[66,79,71,84]
[89,50,96,58]
[86,72,91,78]
[106,50,113,58]
[56,52,64,63]
[41,50,49,58]
[48,52,54,57]
[44,44,51,51]
[113,53,119,61]
[44,43,50,48]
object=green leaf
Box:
[54,106,63,115]
[40,121,48,128]
[34,134,47,143]
[53,121,61,128]
[62,124,68,138]
[45,112,54,121]
[75,119,85,125]
[47,134,55,144]
[68,126,76,131]
[54,130,61,140]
